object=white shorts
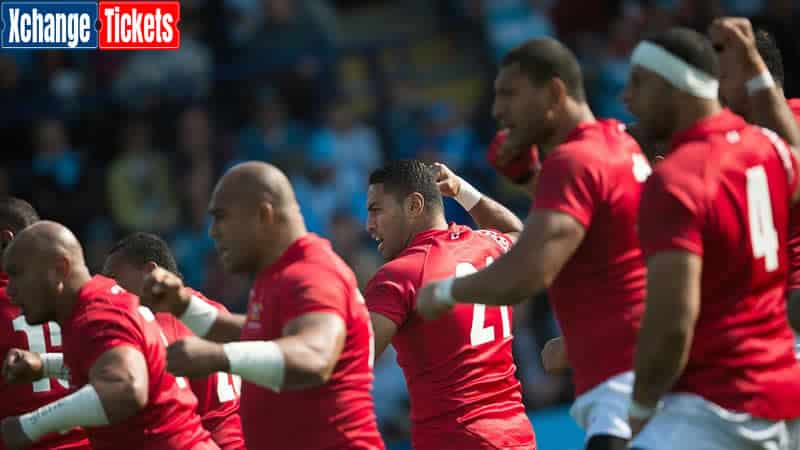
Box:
[569,371,633,442]
[631,393,800,450]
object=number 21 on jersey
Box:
[747,165,779,272]
[456,257,512,346]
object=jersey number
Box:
[12,317,69,392]
[632,153,652,182]
[216,372,242,402]
[456,258,512,346]
[747,165,779,272]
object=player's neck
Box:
[415,214,448,236]
[672,99,722,139]
[541,102,596,157]
[55,268,92,326]
[254,220,308,276]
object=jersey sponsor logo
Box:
[0,1,180,49]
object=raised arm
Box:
[432,162,524,241]
[142,267,245,343]
[167,312,346,392]
[416,209,585,319]
[710,17,800,148]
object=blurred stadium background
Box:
[1,0,799,448]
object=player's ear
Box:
[144,261,158,273]
[548,77,568,111]
[405,193,425,218]
[52,254,70,284]
[258,201,275,225]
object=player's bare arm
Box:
[630,251,701,435]
[432,162,524,241]
[169,312,346,391]
[710,18,800,150]
[417,209,585,320]
[1,346,149,449]
[369,313,398,361]
[89,346,150,421]
[142,267,246,343]
[276,312,346,389]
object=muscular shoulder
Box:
[645,146,710,215]
[369,249,427,291]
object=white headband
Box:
[630,41,719,99]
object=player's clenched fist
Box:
[415,281,454,321]
[1,416,32,450]
[709,17,767,80]
[431,163,462,198]
[2,348,43,384]
[141,267,191,316]
[167,336,228,379]
[541,337,569,374]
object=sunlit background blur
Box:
[2,0,799,448]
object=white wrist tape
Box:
[223,341,285,392]
[433,277,456,308]
[627,399,658,420]
[179,295,219,337]
[19,384,109,442]
[40,353,69,380]
[746,72,776,95]
[455,178,482,211]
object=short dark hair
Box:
[108,232,180,275]
[368,160,443,213]
[647,27,719,79]
[501,38,586,102]
[0,197,39,233]
[755,29,784,87]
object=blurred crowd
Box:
[1,0,799,443]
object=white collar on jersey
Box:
[630,41,719,100]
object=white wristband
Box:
[40,353,69,380]
[433,277,456,308]
[223,340,285,392]
[455,178,482,211]
[179,295,219,337]
[19,384,110,442]
[746,72,776,95]
[627,399,658,420]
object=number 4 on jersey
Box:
[746,165,779,272]
[456,257,511,346]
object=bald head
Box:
[6,221,85,268]
[3,221,90,325]
[208,161,307,275]
[214,161,296,209]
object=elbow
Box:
[307,355,336,386]
[117,378,149,419]
[295,352,336,388]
